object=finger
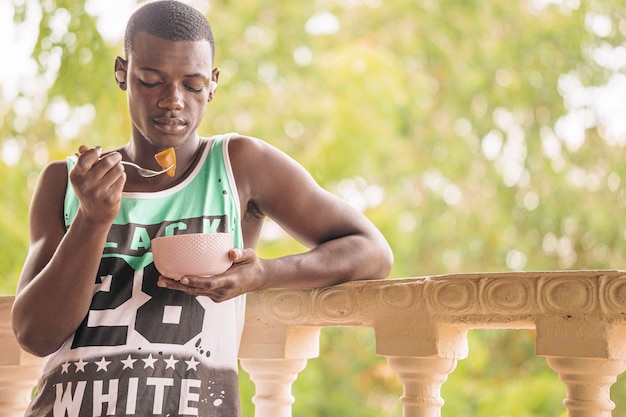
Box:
[229,248,243,263]
[73,147,104,174]
[108,169,127,194]
[158,277,214,298]
[157,277,194,292]
[76,146,103,160]
[90,152,124,182]
[157,276,236,302]
[158,275,215,289]
[98,155,126,187]
[180,274,225,290]
[96,151,122,169]
[74,159,124,199]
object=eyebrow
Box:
[138,67,210,79]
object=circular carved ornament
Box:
[377,282,420,310]
[262,290,309,322]
[539,277,596,313]
[482,278,534,314]
[425,279,476,314]
[313,288,359,322]
[600,275,626,313]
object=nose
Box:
[158,84,184,111]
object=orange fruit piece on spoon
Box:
[154,147,176,177]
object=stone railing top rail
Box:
[246,269,626,326]
[240,269,626,359]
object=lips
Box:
[153,117,187,134]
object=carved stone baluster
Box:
[386,356,457,417]
[239,358,309,417]
[0,296,44,417]
[535,275,626,417]
[239,325,319,417]
[239,297,321,417]
[545,357,626,417]
[375,319,468,417]
[372,277,471,417]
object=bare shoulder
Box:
[227,134,289,165]
[228,134,314,175]
[227,134,316,197]
[34,160,70,201]
[29,160,70,234]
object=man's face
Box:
[122,31,215,148]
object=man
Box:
[12,1,393,416]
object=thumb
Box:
[229,248,244,263]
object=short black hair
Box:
[124,0,215,61]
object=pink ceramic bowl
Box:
[151,233,234,280]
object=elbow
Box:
[12,307,62,358]
[357,233,394,281]
[13,325,62,358]
[375,240,394,279]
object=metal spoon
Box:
[75,152,175,178]
[116,160,175,178]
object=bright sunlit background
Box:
[2,1,626,416]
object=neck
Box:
[121,134,207,190]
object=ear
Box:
[208,67,220,102]
[114,57,128,90]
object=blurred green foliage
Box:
[2,0,626,415]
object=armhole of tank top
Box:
[222,134,242,223]
[63,157,77,230]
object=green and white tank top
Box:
[26,134,245,417]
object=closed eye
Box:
[184,84,204,93]
[139,80,161,88]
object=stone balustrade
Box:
[4,270,626,416]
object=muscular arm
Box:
[236,136,393,288]
[161,136,393,300]
[12,148,126,356]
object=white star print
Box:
[95,357,111,372]
[143,354,158,369]
[164,354,178,370]
[74,358,88,373]
[121,354,137,370]
[185,357,200,371]
[61,361,70,374]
